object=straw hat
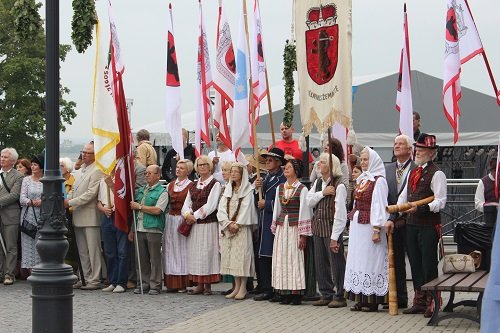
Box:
[245,149,268,170]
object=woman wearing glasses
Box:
[181,155,222,295]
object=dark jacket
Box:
[161,144,196,182]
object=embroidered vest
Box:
[406,162,441,226]
[168,181,192,216]
[347,177,379,224]
[277,183,305,225]
[482,175,498,204]
[311,178,338,237]
[190,178,218,224]
[135,184,166,230]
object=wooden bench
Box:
[421,270,489,326]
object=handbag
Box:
[177,219,192,237]
[442,253,476,274]
[20,205,39,239]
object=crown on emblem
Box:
[306,4,337,30]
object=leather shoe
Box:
[3,276,13,285]
[328,298,347,308]
[80,284,100,290]
[269,295,282,303]
[402,304,426,314]
[254,293,273,301]
[312,298,332,306]
[424,307,434,318]
[73,281,82,289]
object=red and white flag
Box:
[194,0,213,156]
[213,0,235,150]
[443,0,483,143]
[108,1,135,233]
[250,0,267,146]
[165,4,184,159]
[395,4,413,140]
[231,1,251,155]
[495,134,500,201]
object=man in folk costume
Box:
[384,134,416,309]
[253,148,286,302]
[307,153,348,308]
[398,134,447,317]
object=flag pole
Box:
[243,0,262,200]
[209,94,218,157]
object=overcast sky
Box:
[57,0,500,143]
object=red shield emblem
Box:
[306,25,338,85]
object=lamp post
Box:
[28,0,76,332]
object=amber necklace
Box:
[281,180,299,206]
[354,179,371,200]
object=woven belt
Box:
[276,221,298,227]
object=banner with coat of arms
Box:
[295,0,352,136]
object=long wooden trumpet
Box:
[386,196,434,214]
[388,233,398,315]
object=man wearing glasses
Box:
[65,142,105,290]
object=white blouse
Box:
[181,175,222,220]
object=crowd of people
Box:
[0,113,496,318]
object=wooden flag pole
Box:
[243,0,262,200]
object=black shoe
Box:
[248,287,262,295]
[269,294,282,303]
[221,288,234,296]
[279,295,292,305]
[254,293,273,301]
[402,304,426,314]
[291,295,302,305]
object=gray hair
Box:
[59,157,74,173]
[395,134,413,149]
[319,153,343,178]
[1,148,18,163]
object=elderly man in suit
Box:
[65,142,105,290]
[384,135,415,309]
[0,148,24,285]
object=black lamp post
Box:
[28,0,76,332]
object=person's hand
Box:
[32,199,42,207]
[255,177,263,188]
[103,207,113,218]
[257,199,265,209]
[298,235,307,250]
[175,154,180,161]
[130,201,141,210]
[128,231,134,242]
[330,239,339,253]
[348,154,357,163]
[104,175,114,188]
[212,156,220,165]
[406,202,417,214]
[372,231,381,243]
[64,199,70,208]
[228,222,239,234]
[185,214,197,225]
[322,185,336,196]
[385,220,394,234]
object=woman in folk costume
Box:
[271,159,313,305]
[181,155,222,295]
[344,147,389,312]
[217,163,257,300]
[163,159,194,292]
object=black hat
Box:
[262,147,286,164]
[31,154,45,169]
[414,133,439,149]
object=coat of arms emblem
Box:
[305,4,338,85]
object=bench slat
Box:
[470,273,489,292]
[453,271,488,292]
[422,274,454,291]
[435,273,469,291]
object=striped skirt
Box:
[187,222,220,283]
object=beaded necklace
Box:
[354,179,372,200]
[281,180,299,205]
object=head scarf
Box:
[222,162,253,198]
[357,147,385,184]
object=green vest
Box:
[135,183,166,230]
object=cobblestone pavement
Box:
[0,281,481,333]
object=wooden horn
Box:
[388,232,398,316]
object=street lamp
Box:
[28,1,76,332]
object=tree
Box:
[0,0,76,157]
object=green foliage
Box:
[282,41,297,128]
[1,0,77,157]
[71,0,97,53]
[11,0,42,41]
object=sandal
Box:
[203,289,213,296]
[361,304,378,312]
[350,302,363,311]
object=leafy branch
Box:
[71,0,97,53]
[282,40,296,128]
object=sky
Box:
[57,0,500,144]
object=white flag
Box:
[195,0,213,156]
[165,4,184,159]
[92,21,120,175]
[213,0,235,150]
[231,3,251,155]
[395,6,413,141]
[250,0,267,145]
[443,0,483,143]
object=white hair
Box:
[1,148,18,162]
[319,153,343,178]
[59,157,73,173]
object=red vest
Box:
[190,178,218,224]
[347,177,379,224]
